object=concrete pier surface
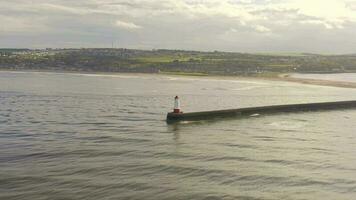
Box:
[166,100,356,123]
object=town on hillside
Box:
[1,48,356,75]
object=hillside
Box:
[1,48,356,76]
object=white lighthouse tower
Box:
[173,96,182,113]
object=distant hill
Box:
[1,48,356,76]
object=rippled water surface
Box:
[1,71,356,200]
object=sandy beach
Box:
[273,74,356,89]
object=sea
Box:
[1,71,356,200]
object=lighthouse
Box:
[173,96,182,113]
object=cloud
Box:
[253,25,271,33]
[39,3,90,15]
[0,15,49,34]
[114,20,142,30]
[300,20,335,29]
[2,0,356,53]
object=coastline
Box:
[270,74,356,89]
[2,69,356,89]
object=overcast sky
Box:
[1,0,356,53]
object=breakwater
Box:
[166,100,356,123]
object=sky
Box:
[1,0,356,53]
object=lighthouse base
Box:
[173,109,181,113]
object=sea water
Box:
[1,71,356,200]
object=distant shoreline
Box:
[263,74,356,89]
[2,69,356,89]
